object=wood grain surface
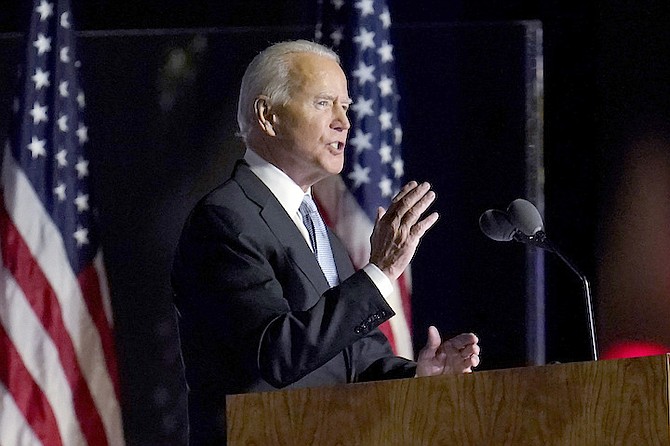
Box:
[227,355,670,445]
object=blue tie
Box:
[299,194,339,287]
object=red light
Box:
[602,341,669,359]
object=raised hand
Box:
[369,181,439,281]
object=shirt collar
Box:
[244,148,309,217]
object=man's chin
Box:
[330,163,345,176]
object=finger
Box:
[417,325,442,362]
[445,333,479,350]
[396,181,431,209]
[409,211,439,240]
[440,352,478,375]
[375,206,386,225]
[389,182,431,221]
[385,185,434,236]
[459,343,480,358]
[437,333,478,358]
[401,189,437,228]
[458,353,480,373]
[457,341,480,371]
[392,181,419,204]
[456,350,480,372]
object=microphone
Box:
[478,209,515,241]
[479,199,599,361]
[480,198,558,252]
[478,199,550,250]
[507,198,543,236]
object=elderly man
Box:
[172,40,480,445]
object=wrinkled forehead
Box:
[286,52,349,94]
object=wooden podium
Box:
[227,354,670,445]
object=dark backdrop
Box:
[2,1,670,444]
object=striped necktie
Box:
[299,194,339,287]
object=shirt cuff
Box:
[362,263,394,298]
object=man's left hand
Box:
[415,326,480,377]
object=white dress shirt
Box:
[244,149,393,297]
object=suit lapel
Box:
[233,162,331,294]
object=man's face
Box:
[270,52,352,190]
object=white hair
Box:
[236,40,340,144]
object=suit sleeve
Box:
[173,201,409,388]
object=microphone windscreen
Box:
[479,209,516,241]
[507,199,544,235]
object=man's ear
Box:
[254,96,276,137]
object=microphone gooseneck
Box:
[478,199,599,361]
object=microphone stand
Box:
[513,230,599,361]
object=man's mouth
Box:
[328,142,344,151]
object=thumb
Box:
[375,206,386,224]
[417,325,442,361]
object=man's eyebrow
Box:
[317,94,353,104]
[333,95,353,105]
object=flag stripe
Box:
[94,253,115,327]
[0,261,87,445]
[376,317,396,350]
[384,283,412,356]
[0,382,45,446]
[78,263,121,399]
[397,270,412,331]
[2,148,123,443]
[0,197,107,445]
[0,324,62,446]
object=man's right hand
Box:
[369,181,439,281]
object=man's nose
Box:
[332,107,350,131]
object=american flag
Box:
[0,0,125,444]
[314,0,413,358]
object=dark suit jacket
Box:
[172,161,416,444]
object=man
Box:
[172,40,480,445]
